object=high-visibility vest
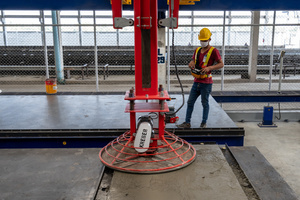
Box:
[191,46,214,79]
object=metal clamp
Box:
[158,17,177,28]
[136,16,152,28]
[114,17,134,28]
[136,16,141,27]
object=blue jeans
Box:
[185,82,212,124]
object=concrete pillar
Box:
[157,27,166,89]
[248,11,260,82]
[52,10,64,83]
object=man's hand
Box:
[189,60,195,69]
[200,66,211,74]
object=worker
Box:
[177,28,224,128]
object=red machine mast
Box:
[99,0,196,173]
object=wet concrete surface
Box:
[107,145,247,200]
[0,94,236,130]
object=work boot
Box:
[200,123,207,128]
[176,122,191,128]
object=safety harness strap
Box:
[203,47,215,67]
[194,47,202,64]
[192,46,215,79]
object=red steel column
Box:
[149,0,158,95]
[134,0,142,95]
[134,0,158,96]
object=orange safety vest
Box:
[191,46,214,79]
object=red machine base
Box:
[99,130,196,173]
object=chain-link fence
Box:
[0,10,299,110]
[169,11,300,92]
[0,11,136,92]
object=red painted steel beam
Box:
[111,0,122,29]
[134,0,158,96]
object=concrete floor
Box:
[104,122,300,200]
[0,148,102,200]
[107,145,248,200]
[0,94,299,199]
[239,122,300,199]
[0,124,298,200]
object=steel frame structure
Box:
[0,128,245,148]
[1,0,300,11]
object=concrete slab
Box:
[240,122,300,199]
[0,94,236,130]
[107,145,247,200]
[0,148,102,200]
[229,146,298,200]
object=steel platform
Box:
[0,94,236,129]
[0,94,244,147]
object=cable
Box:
[149,112,158,119]
[275,103,281,120]
[166,23,185,116]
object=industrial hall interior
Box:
[0,0,300,199]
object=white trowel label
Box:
[134,122,152,153]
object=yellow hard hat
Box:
[198,28,212,41]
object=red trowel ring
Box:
[99,130,196,173]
